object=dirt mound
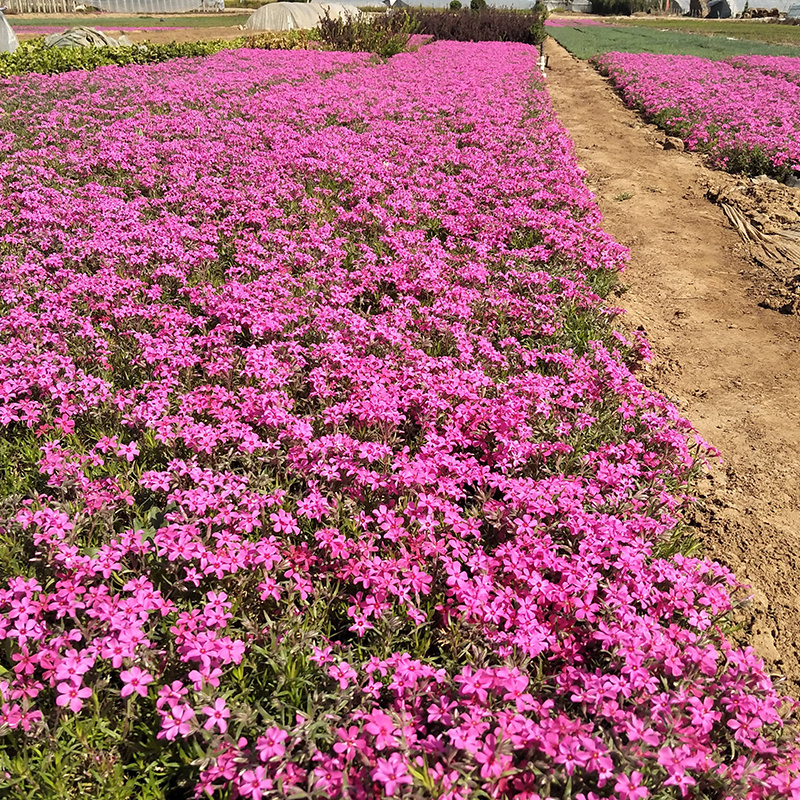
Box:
[706,177,800,313]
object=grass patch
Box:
[615,16,800,47]
[547,22,800,59]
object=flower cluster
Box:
[593,51,800,178]
[0,41,799,798]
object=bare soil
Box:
[122,26,244,43]
[546,40,800,696]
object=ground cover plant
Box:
[727,53,800,85]
[593,51,800,179]
[547,22,800,59]
[2,39,800,800]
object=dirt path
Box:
[545,40,800,695]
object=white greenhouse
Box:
[243,2,362,31]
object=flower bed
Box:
[1,41,800,799]
[593,52,800,179]
[727,54,800,86]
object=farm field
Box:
[546,21,800,59]
[593,52,800,178]
[3,14,800,800]
[6,12,250,42]
[613,16,800,47]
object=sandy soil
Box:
[123,26,245,43]
[545,40,800,696]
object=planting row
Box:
[593,52,800,179]
[1,41,799,799]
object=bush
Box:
[450,0,463,9]
[315,13,417,58]
[591,0,661,14]
[385,7,547,47]
[470,0,487,10]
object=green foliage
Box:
[548,22,800,60]
[0,38,234,79]
[225,0,268,8]
[0,31,324,79]
[450,0,463,9]
[470,0,487,10]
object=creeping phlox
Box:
[593,52,800,179]
[0,41,799,799]
[726,54,800,87]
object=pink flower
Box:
[334,725,368,760]
[257,726,288,761]
[328,661,357,689]
[238,766,273,799]
[158,704,195,741]
[615,771,649,800]
[364,709,398,750]
[55,682,92,714]
[269,509,299,535]
[474,734,512,781]
[371,753,412,796]
[116,442,140,462]
[120,666,153,698]
[201,697,231,734]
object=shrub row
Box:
[0,33,315,78]
[590,0,662,15]
[382,7,547,47]
[314,15,416,58]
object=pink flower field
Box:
[1,41,800,799]
[726,54,800,86]
[592,52,800,179]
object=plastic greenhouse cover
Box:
[88,0,223,12]
[0,11,19,53]
[244,2,361,31]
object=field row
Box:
[1,40,800,799]
[593,53,800,179]
[547,22,800,61]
